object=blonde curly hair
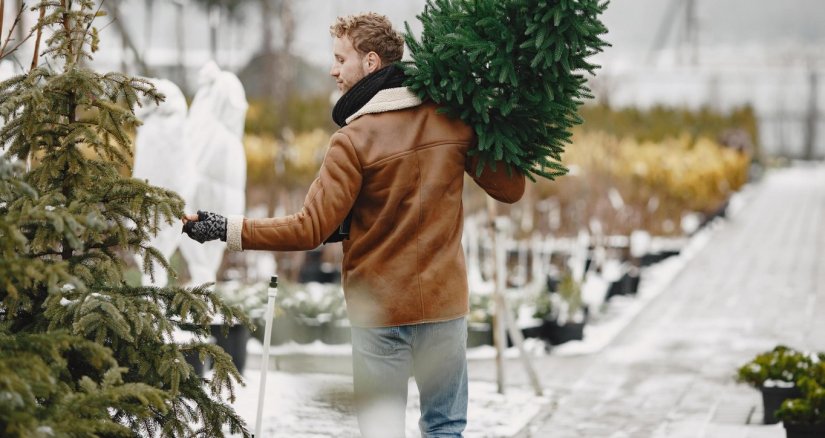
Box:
[329,13,404,64]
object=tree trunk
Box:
[143,0,154,62]
[173,0,187,92]
[102,2,150,75]
[803,70,819,160]
[208,5,219,62]
[260,0,274,100]
[276,0,295,130]
[13,0,24,45]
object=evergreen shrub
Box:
[403,0,610,180]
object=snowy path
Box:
[224,163,824,437]
[224,370,548,437]
[516,164,825,437]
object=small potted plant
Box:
[538,272,587,345]
[255,281,348,345]
[737,346,814,424]
[532,286,555,337]
[550,272,587,344]
[210,281,268,374]
[467,293,494,348]
[776,375,825,438]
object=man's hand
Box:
[182,210,227,243]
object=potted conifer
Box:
[776,375,825,438]
[737,346,815,424]
[549,272,587,344]
[467,293,494,348]
[537,272,587,345]
[532,284,556,333]
[210,282,269,373]
[254,281,348,345]
[402,0,609,181]
[0,2,250,435]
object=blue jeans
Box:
[351,316,468,438]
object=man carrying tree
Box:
[183,12,524,437]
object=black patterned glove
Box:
[182,210,227,243]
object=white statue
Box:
[178,62,248,286]
[132,78,190,286]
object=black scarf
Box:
[332,64,407,127]
[323,65,406,244]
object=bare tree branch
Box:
[29,3,45,69]
[100,1,150,75]
[0,1,35,62]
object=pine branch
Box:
[1,2,252,434]
[403,0,610,181]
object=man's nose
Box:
[330,65,338,77]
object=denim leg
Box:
[351,325,413,438]
[412,317,468,438]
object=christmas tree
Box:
[0,1,250,436]
[403,0,610,180]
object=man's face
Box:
[330,36,369,94]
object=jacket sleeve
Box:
[466,155,526,204]
[227,132,362,251]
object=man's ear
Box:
[365,51,383,73]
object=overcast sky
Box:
[280,0,825,68]
[3,0,825,73]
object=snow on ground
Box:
[465,203,734,360]
[222,368,548,437]
[221,180,762,437]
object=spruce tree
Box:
[0,2,250,436]
[403,0,610,180]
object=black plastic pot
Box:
[762,384,802,424]
[321,321,352,344]
[606,272,642,301]
[541,319,585,345]
[783,422,825,438]
[606,278,625,300]
[467,322,493,348]
[292,317,324,344]
[625,272,641,294]
[465,322,523,348]
[521,324,543,339]
[210,324,251,374]
[639,250,680,267]
[254,316,296,346]
[183,350,205,378]
[546,274,560,293]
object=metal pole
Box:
[255,275,278,438]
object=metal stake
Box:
[255,275,278,437]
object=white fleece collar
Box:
[345,87,423,124]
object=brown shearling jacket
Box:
[226,88,525,327]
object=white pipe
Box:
[255,275,278,437]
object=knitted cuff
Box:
[226,215,245,252]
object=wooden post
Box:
[486,197,544,397]
[490,212,507,394]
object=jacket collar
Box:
[345,87,423,125]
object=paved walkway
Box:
[476,163,825,437]
[236,163,824,437]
